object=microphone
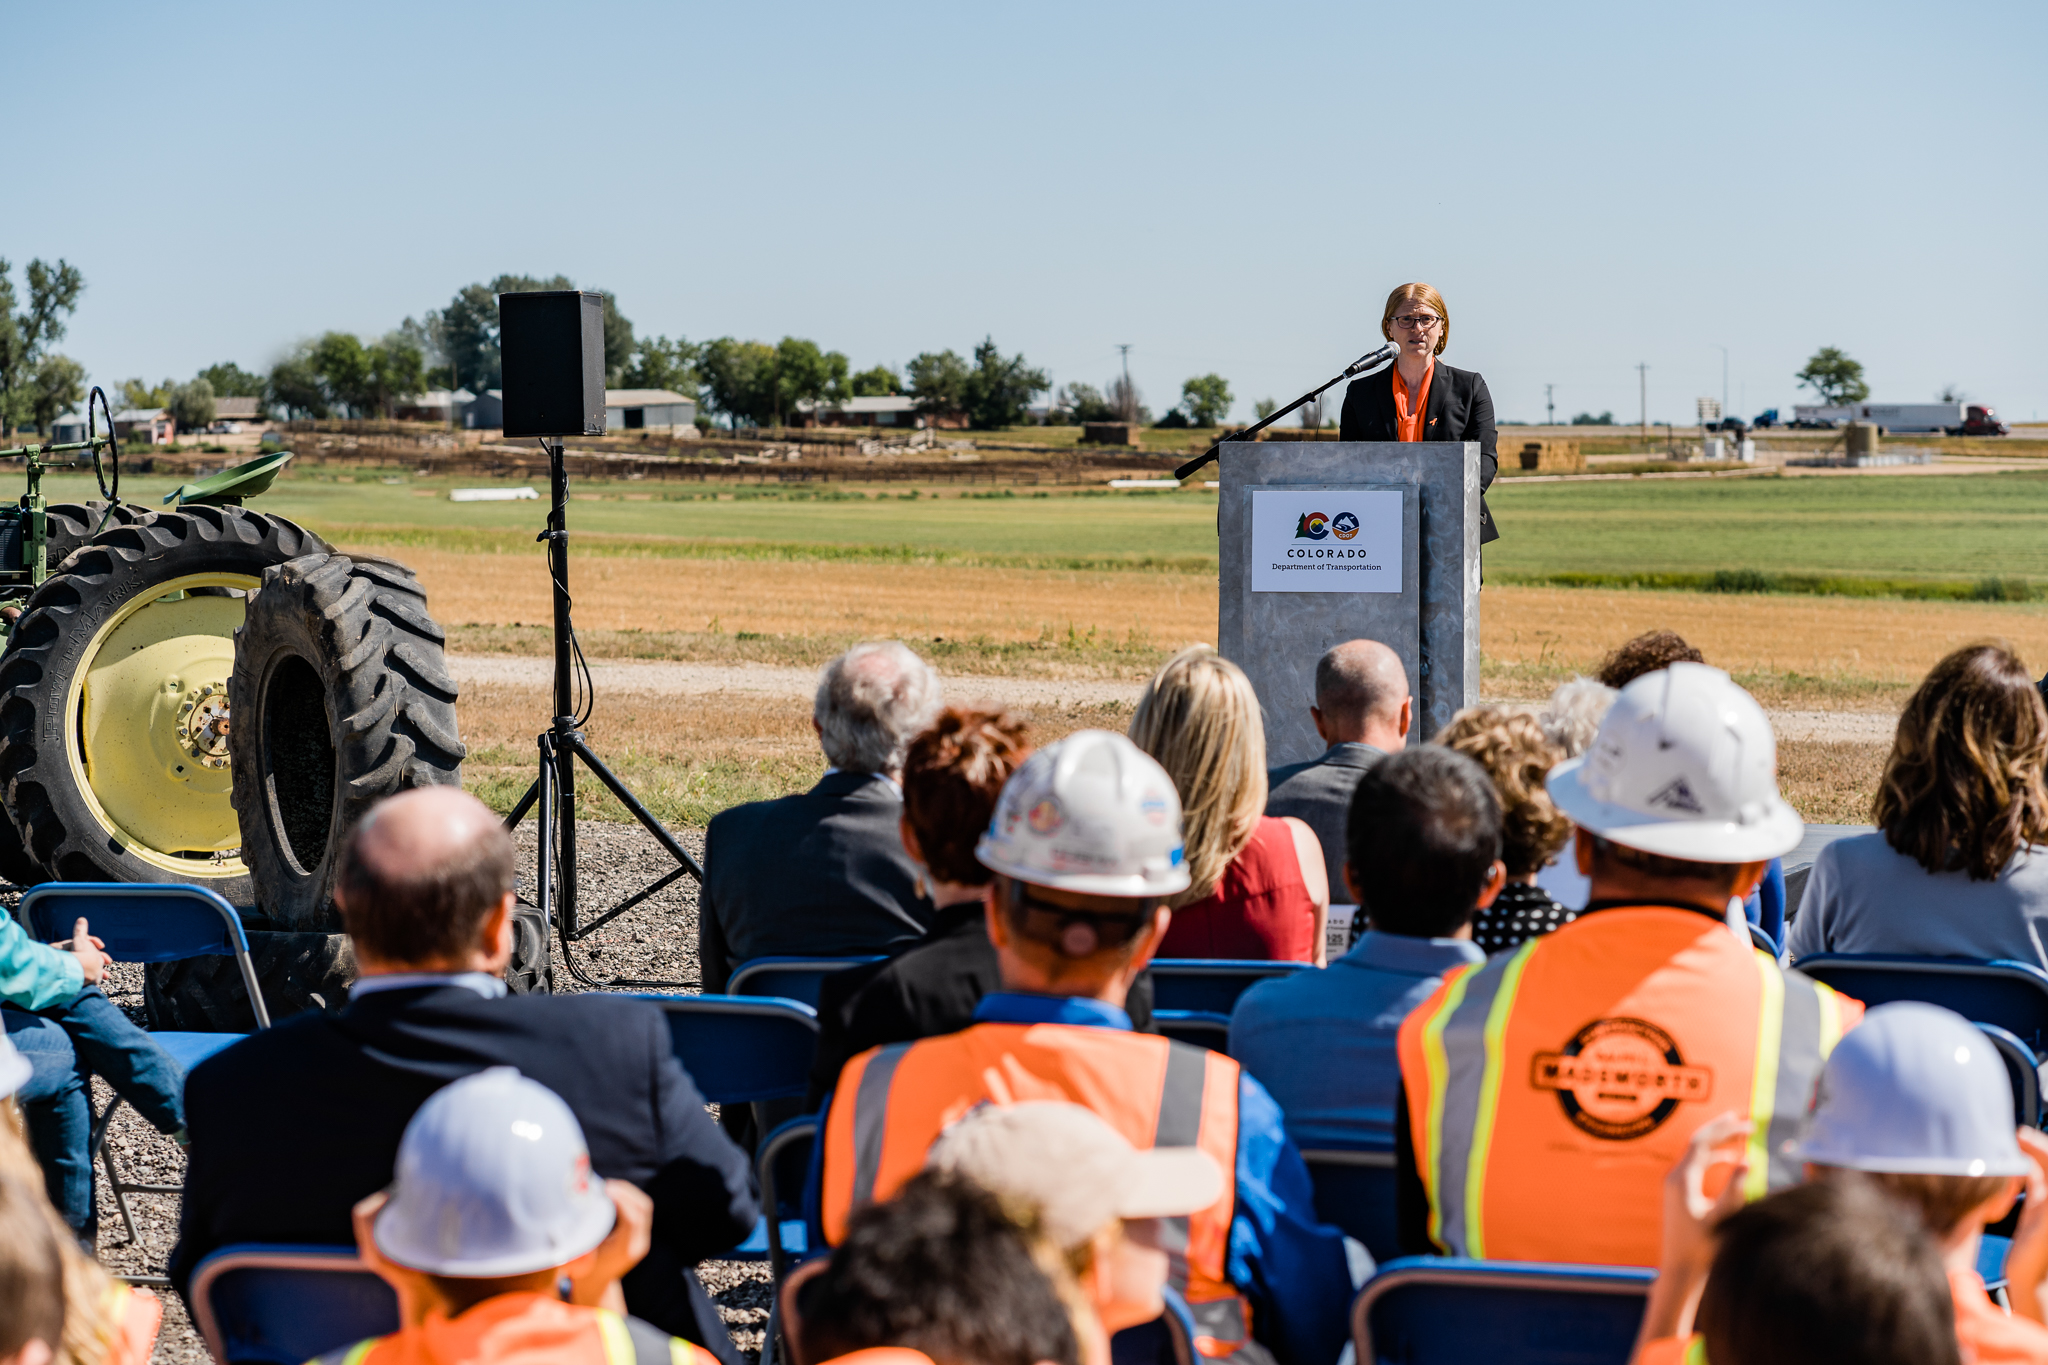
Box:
[1172,342,1400,480]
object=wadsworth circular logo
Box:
[1531,1017,1713,1141]
[1332,511,1360,541]
[1293,512,1331,540]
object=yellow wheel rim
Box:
[65,572,259,879]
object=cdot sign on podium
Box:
[1249,489,1402,593]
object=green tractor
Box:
[0,393,527,1023]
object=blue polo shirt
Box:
[808,991,1358,1365]
[1229,930,1485,1151]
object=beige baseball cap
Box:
[925,1101,1225,1250]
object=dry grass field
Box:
[372,543,2046,829]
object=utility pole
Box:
[1714,345,1729,423]
[1545,384,1555,426]
[1116,344,1134,422]
[1637,363,1649,445]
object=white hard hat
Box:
[1796,1003,2028,1177]
[1546,662,1802,863]
[374,1067,616,1277]
[976,730,1192,897]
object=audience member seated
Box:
[1794,1002,2048,1358]
[1632,1171,1959,1365]
[790,1169,1078,1365]
[0,904,185,1240]
[171,787,757,1360]
[1231,748,1500,1151]
[926,1102,1225,1365]
[1131,649,1329,963]
[1789,642,2048,965]
[1595,629,1704,689]
[1435,707,1576,952]
[0,1031,159,1365]
[1264,639,1410,907]
[700,641,943,995]
[0,1169,63,1365]
[1534,676,1618,911]
[324,1067,712,1365]
[807,711,1158,1108]
[812,732,1355,1365]
[1395,663,1862,1265]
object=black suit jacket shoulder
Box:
[170,987,758,1329]
[700,771,931,993]
[1337,361,1500,544]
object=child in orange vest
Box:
[315,1067,716,1365]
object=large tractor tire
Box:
[0,506,329,900]
[227,553,466,931]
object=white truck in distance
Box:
[1790,402,2008,435]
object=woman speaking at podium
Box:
[1337,282,1499,545]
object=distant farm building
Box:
[605,389,696,432]
[465,390,504,428]
[213,397,264,427]
[395,389,475,424]
[794,395,965,429]
[112,408,176,444]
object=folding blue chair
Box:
[1975,1022,2042,1127]
[188,1245,397,1364]
[20,882,271,1267]
[729,956,886,1009]
[1747,921,1781,957]
[1791,954,2048,1057]
[1154,1009,1232,1054]
[749,1115,817,1279]
[1300,1148,1400,1265]
[1148,960,1313,1015]
[1351,1257,1654,1365]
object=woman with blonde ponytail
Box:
[1129,648,1329,963]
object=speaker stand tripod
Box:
[502,437,701,989]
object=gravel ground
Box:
[72,818,775,1363]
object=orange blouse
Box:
[1392,360,1436,441]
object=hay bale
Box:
[1516,439,1585,472]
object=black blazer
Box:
[700,771,932,993]
[170,986,759,1361]
[1337,361,1500,544]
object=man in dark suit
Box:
[698,642,941,995]
[170,788,758,1362]
[1266,639,1411,904]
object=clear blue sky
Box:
[9,0,2044,425]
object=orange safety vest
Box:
[311,1294,718,1365]
[821,1021,1252,1358]
[1397,906,1861,1265]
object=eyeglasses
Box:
[1392,314,1441,331]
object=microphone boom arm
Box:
[1172,343,1397,481]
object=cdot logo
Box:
[1294,512,1331,540]
[1331,511,1360,541]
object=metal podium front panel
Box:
[1217,440,1480,769]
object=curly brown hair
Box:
[1874,642,2048,880]
[1595,630,1705,689]
[902,708,1032,887]
[1433,707,1571,876]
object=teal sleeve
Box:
[0,908,85,1011]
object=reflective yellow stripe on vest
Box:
[1742,952,1786,1201]
[1421,938,1540,1257]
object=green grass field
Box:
[32,464,2048,592]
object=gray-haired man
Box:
[698,641,942,996]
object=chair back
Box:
[1747,921,1780,957]
[1793,954,2048,1055]
[1352,1257,1653,1365]
[1300,1149,1400,1264]
[23,882,269,1028]
[189,1245,397,1364]
[640,994,819,1106]
[1975,1022,2042,1127]
[755,1115,818,1277]
[1149,959,1313,1014]
[729,956,885,1009]
[1154,1009,1232,1055]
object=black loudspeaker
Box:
[500,290,606,438]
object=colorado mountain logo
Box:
[1532,1017,1713,1141]
[1294,512,1330,540]
[1332,512,1360,541]
[1647,777,1706,814]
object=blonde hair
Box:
[1434,706,1571,877]
[1128,648,1266,904]
[1381,282,1449,356]
[0,1099,123,1365]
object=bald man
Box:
[1265,640,1412,905]
[170,788,758,1361]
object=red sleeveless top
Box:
[1158,816,1317,962]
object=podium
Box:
[1217,440,1481,767]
